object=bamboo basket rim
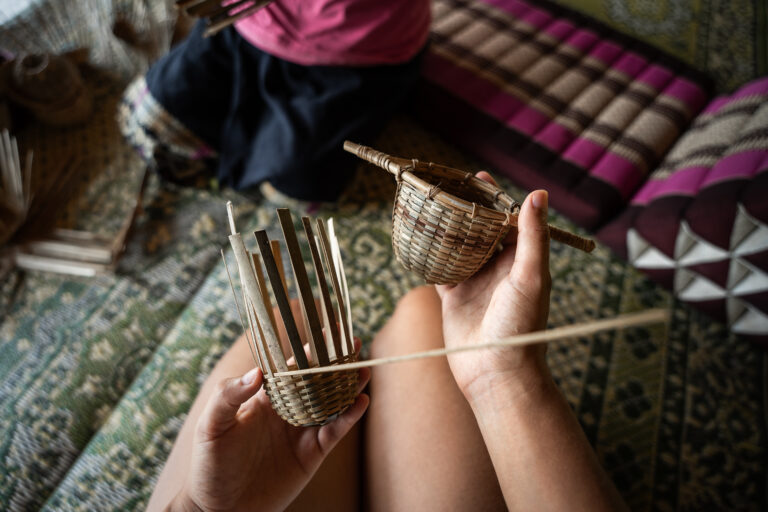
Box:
[400,163,518,223]
[344,141,518,223]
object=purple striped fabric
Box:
[630,77,768,206]
[596,76,768,340]
[420,0,709,228]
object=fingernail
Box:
[241,368,260,386]
[531,190,548,210]
[531,190,548,220]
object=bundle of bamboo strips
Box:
[0,130,32,246]
[224,202,359,426]
[175,0,273,37]
[0,128,147,276]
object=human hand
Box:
[436,173,551,402]
[170,364,370,512]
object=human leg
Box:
[119,22,241,185]
[222,48,424,200]
[364,286,506,511]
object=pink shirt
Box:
[235,0,431,66]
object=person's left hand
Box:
[170,365,370,512]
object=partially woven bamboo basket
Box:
[226,204,358,426]
[344,141,595,285]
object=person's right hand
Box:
[436,174,552,402]
[169,365,369,512]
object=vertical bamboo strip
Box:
[270,239,289,293]
[303,218,343,359]
[226,202,287,372]
[277,209,329,366]
[221,249,261,370]
[328,219,354,346]
[316,219,353,356]
[255,229,310,369]
[251,252,278,335]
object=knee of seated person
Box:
[396,285,440,314]
[370,286,442,355]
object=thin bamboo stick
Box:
[220,249,260,368]
[272,308,668,377]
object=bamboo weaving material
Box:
[176,0,273,37]
[226,202,358,426]
[344,141,596,285]
[272,308,669,377]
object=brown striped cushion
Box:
[417,0,710,229]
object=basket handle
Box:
[506,214,596,253]
[344,141,596,253]
[343,141,414,179]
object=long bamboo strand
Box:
[272,308,668,377]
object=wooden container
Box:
[344,141,595,285]
[226,205,358,426]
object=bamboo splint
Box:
[175,0,273,37]
[343,141,596,285]
[272,308,669,377]
[225,202,359,426]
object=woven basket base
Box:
[264,354,360,427]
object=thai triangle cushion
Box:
[417,0,710,229]
[598,77,768,342]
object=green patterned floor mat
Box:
[2,113,766,511]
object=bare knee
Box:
[370,285,442,357]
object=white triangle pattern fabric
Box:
[676,221,730,265]
[731,204,768,256]
[729,299,768,335]
[626,204,768,335]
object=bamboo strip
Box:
[223,250,264,371]
[245,251,275,373]
[303,218,343,359]
[251,252,278,335]
[270,239,289,294]
[316,219,353,356]
[272,308,668,377]
[241,289,263,369]
[278,209,329,366]
[203,1,271,36]
[255,229,310,369]
[246,294,276,375]
[227,202,287,372]
[328,219,354,346]
[175,0,208,9]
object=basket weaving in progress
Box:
[225,203,358,426]
[344,141,595,284]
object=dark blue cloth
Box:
[145,21,424,200]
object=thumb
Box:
[197,367,263,440]
[510,190,550,298]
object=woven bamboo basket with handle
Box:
[344,141,595,285]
